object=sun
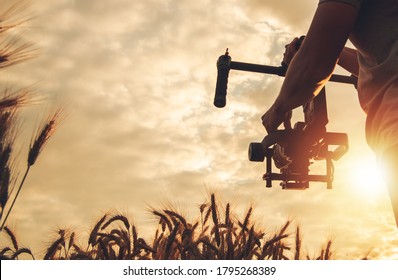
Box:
[348,156,387,197]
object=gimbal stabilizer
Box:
[214,45,356,190]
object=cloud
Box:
[239,0,318,34]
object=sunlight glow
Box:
[349,158,386,197]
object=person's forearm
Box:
[272,44,337,113]
[337,47,359,76]
[274,46,358,114]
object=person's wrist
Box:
[272,101,288,116]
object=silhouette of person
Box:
[261,0,398,227]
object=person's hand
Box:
[261,104,292,134]
[282,37,300,66]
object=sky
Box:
[1,0,398,259]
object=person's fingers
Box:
[283,110,293,130]
[283,37,299,65]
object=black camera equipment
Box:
[214,39,356,190]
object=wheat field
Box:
[0,193,372,260]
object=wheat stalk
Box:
[0,0,32,34]
[164,209,187,227]
[0,108,17,222]
[324,240,333,260]
[294,225,302,260]
[152,210,173,232]
[100,214,130,231]
[3,226,18,250]
[210,194,220,247]
[88,214,108,247]
[27,108,64,166]
[43,230,65,260]
[0,87,39,110]
[0,34,37,69]
[163,222,179,260]
[0,108,64,232]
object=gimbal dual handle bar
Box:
[214,51,358,108]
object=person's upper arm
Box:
[296,1,360,79]
[319,0,362,10]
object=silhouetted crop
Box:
[0,0,64,233]
[0,193,370,260]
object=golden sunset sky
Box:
[2,0,398,259]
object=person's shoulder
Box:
[318,0,362,10]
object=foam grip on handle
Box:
[214,53,231,108]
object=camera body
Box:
[248,88,348,189]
